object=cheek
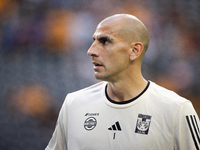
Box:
[104,46,130,69]
[106,55,129,73]
[111,52,130,65]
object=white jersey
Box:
[46,81,200,150]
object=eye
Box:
[99,37,110,45]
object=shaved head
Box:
[88,14,149,82]
[98,14,149,53]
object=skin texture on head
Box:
[99,14,149,60]
[88,14,150,102]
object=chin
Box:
[94,73,111,82]
[94,75,103,80]
[94,73,105,80]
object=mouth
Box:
[94,63,103,66]
[92,61,102,66]
[92,61,103,69]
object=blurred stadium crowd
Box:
[0,0,200,149]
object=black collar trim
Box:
[105,81,150,105]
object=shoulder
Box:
[69,81,107,96]
[64,81,107,105]
[147,81,196,119]
[148,81,190,105]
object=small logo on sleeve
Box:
[135,114,152,135]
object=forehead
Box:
[93,20,122,38]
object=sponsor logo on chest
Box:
[83,113,152,137]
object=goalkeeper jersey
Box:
[46,81,200,150]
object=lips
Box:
[92,61,103,69]
[92,61,103,66]
[94,63,102,66]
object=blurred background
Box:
[0,0,200,149]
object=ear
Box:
[129,42,143,61]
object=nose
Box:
[87,42,98,57]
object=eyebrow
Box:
[93,36,112,42]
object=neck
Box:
[106,75,148,102]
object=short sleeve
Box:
[174,101,200,150]
[45,97,68,150]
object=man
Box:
[46,14,200,150]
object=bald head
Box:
[99,14,149,53]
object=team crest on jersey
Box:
[135,114,152,135]
[84,117,97,131]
